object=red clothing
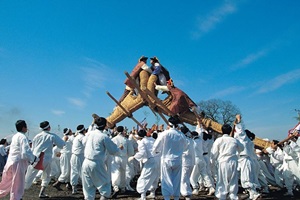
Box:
[124,61,146,89]
[167,85,197,115]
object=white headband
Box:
[78,127,85,133]
[64,128,70,135]
[41,124,50,130]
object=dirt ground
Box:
[1,178,300,200]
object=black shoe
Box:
[39,193,50,198]
[53,181,63,191]
[66,182,72,190]
[111,190,119,198]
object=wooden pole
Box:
[106,91,144,129]
[124,71,169,124]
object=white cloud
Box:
[191,1,237,39]
[67,98,86,109]
[81,57,111,98]
[51,110,65,116]
[211,86,245,98]
[257,69,300,94]
[231,48,269,70]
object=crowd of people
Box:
[1,56,300,200]
[0,114,300,200]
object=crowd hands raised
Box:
[0,114,300,200]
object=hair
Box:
[40,121,50,130]
[117,126,124,133]
[0,138,7,145]
[180,126,189,134]
[77,124,85,133]
[152,131,158,139]
[221,124,232,135]
[95,117,107,131]
[138,129,147,138]
[168,115,181,127]
[245,129,255,141]
[272,140,279,145]
[191,131,199,137]
[63,128,70,135]
[202,132,209,141]
[15,120,27,132]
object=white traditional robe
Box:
[211,134,243,200]
[70,133,85,186]
[25,131,65,189]
[180,136,195,197]
[58,134,73,183]
[152,127,187,200]
[82,129,119,199]
[111,133,134,191]
[134,136,159,196]
[190,136,214,189]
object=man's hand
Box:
[235,114,241,124]
[128,156,135,162]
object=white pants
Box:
[160,159,182,200]
[136,157,159,194]
[58,152,71,182]
[190,157,213,189]
[215,159,239,200]
[239,156,260,190]
[25,158,52,188]
[82,159,111,199]
[180,165,193,196]
[111,156,127,190]
[70,153,84,186]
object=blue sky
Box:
[1,0,300,140]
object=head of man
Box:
[40,121,51,131]
[271,140,280,149]
[245,129,255,141]
[139,55,148,63]
[15,120,27,133]
[117,126,125,135]
[221,124,232,135]
[63,128,73,136]
[138,129,147,138]
[77,124,86,134]
[95,117,107,131]
[168,115,181,128]
[150,56,159,65]
[180,126,191,137]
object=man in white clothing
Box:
[81,117,119,200]
[0,120,38,200]
[265,140,284,188]
[190,129,215,196]
[180,126,195,200]
[111,126,134,197]
[152,116,187,200]
[281,132,300,197]
[53,128,74,190]
[24,121,65,198]
[211,124,243,200]
[233,115,260,200]
[70,125,86,194]
[129,129,159,200]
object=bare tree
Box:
[197,99,241,124]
